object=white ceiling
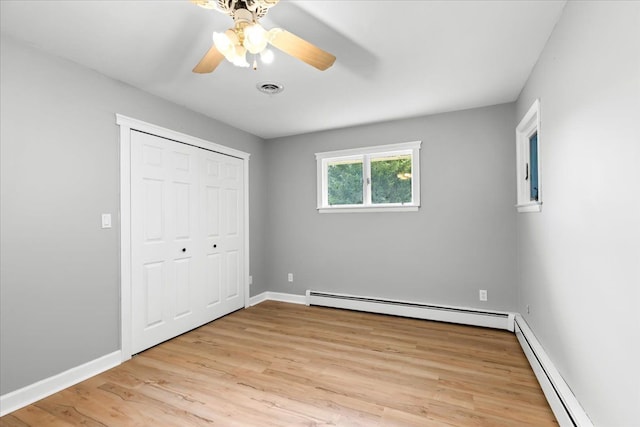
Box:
[0,0,566,139]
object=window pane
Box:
[371,154,412,204]
[529,132,539,201]
[327,159,363,205]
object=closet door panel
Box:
[131,131,243,354]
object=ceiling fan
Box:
[191,0,336,73]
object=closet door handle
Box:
[182,248,186,252]
[213,244,217,248]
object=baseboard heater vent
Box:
[306,290,514,331]
[515,315,593,427]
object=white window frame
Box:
[516,99,542,213]
[316,141,421,213]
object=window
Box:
[316,141,421,213]
[528,131,539,202]
[516,100,542,212]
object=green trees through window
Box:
[327,155,412,205]
[327,160,363,205]
[371,155,412,204]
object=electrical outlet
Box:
[479,289,488,301]
[526,304,530,314]
[249,276,253,286]
[287,273,293,282]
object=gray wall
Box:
[515,2,640,425]
[264,104,517,311]
[0,35,267,395]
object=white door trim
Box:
[116,114,251,361]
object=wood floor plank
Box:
[0,405,74,427]
[1,301,557,426]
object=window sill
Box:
[318,205,419,214]
[516,202,542,213]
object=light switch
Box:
[101,213,112,229]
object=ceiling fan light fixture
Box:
[260,48,274,64]
[212,29,235,53]
[230,45,250,67]
[243,23,268,54]
[213,29,249,67]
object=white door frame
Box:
[116,114,251,361]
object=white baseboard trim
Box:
[0,350,121,417]
[249,291,306,306]
[515,315,593,427]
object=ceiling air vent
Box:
[256,82,284,95]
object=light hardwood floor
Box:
[1,301,557,426]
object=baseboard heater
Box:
[306,290,514,331]
[514,315,593,427]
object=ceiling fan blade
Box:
[269,29,336,71]
[192,44,225,73]
[190,0,215,9]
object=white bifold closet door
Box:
[130,130,244,354]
